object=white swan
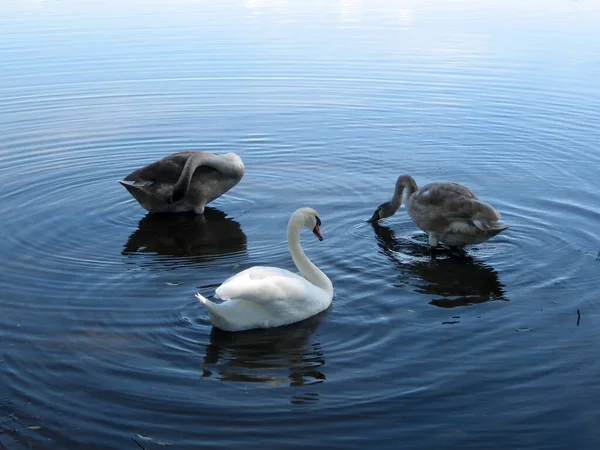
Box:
[196,207,333,332]
[368,175,510,248]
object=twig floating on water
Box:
[131,438,146,450]
[577,309,581,326]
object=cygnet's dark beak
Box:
[367,209,380,223]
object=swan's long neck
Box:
[199,152,244,178]
[390,175,418,213]
[173,152,244,195]
[287,222,333,297]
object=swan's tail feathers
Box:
[196,293,220,314]
[473,220,511,234]
[119,180,151,203]
[196,293,230,330]
[196,293,221,323]
[195,292,208,304]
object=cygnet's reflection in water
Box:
[372,223,508,308]
[202,310,328,403]
[122,207,247,265]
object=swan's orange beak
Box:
[313,224,323,241]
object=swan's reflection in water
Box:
[372,223,508,308]
[122,207,247,266]
[202,310,328,403]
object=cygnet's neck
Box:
[286,220,333,297]
[173,152,244,195]
[390,175,418,211]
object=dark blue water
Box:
[1,1,600,449]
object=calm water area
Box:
[1,1,600,448]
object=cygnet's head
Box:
[367,175,416,223]
[292,207,323,241]
[367,202,395,223]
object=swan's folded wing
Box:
[417,185,500,222]
[124,153,189,183]
[417,182,476,205]
[219,266,293,285]
[215,266,310,305]
[444,197,501,222]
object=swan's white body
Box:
[196,207,333,332]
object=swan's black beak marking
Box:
[313,216,323,241]
[367,209,380,223]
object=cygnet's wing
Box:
[413,182,501,223]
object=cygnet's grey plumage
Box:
[119,151,244,214]
[368,175,510,247]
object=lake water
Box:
[1,1,600,448]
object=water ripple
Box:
[2,2,600,448]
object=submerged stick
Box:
[131,438,146,450]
